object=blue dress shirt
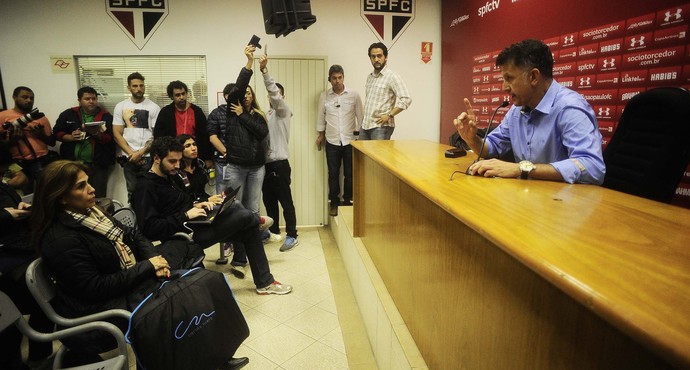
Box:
[486,81,606,184]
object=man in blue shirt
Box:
[454,39,605,184]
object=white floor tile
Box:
[285,306,340,340]
[245,324,316,365]
[281,341,349,370]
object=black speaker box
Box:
[261,0,317,37]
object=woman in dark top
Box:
[30,160,171,356]
[173,134,222,204]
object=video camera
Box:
[2,108,45,131]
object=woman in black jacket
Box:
[30,160,171,357]
[173,134,223,204]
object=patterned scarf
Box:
[65,207,137,269]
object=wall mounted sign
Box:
[361,0,415,48]
[106,0,168,50]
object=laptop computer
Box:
[185,185,241,226]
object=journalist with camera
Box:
[0,86,55,193]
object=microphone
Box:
[465,100,509,174]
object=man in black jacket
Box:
[153,80,213,165]
[54,86,116,197]
[133,137,292,295]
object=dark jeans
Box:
[86,163,111,198]
[123,157,152,204]
[17,156,48,194]
[326,142,353,205]
[358,126,395,140]
[191,204,274,289]
[262,160,298,238]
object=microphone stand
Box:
[463,100,509,174]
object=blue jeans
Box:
[325,143,352,205]
[223,163,265,265]
[214,160,233,195]
[359,126,395,140]
[123,157,152,204]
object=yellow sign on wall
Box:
[50,56,74,73]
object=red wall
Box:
[441,0,690,205]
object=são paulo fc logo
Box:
[106,0,168,50]
[361,0,415,47]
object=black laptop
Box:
[185,186,241,226]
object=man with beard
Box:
[361,42,412,140]
[154,80,212,164]
[112,72,160,203]
[54,86,116,197]
[134,136,292,295]
[0,86,55,193]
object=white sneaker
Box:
[256,281,292,295]
[259,216,274,231]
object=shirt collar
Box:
[532,80,558,115]
[328,86,350,96]
[370,65,390,77]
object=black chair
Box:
[603,87,690,203]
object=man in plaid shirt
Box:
[360,42,412,140]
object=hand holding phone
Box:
[249,34,262,49]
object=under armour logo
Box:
[602,59,615,68]
[630,36,645,47]
[482,107,489,114]
[665,9,682,22]
[580,77,591,86]
[598,107,611,116]
[483,76,490,83]
[563,35,574,44]
[473,86,479,94]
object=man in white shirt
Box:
[112,72,161,203]
[361,42,412,140]
[316,65,363,216]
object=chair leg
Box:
[215,242,228,265]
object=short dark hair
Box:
[77,86,98,100]
[222,83,233,102]
[127,72,145,85]
[175,134,194,146]
[275,82,284,96]
[328,64,344,80]
[166,80,188,99]
[150,136,183,161]
[496,39,554,79]
[368,42,388,57]
[12,86,32,97]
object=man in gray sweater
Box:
[259,54,299,252]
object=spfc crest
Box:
[361,0,415,48]
[106,0,168,50]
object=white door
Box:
[252,56,328,228]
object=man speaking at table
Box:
[454,39,605,184]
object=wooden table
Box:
[352,139,690,370]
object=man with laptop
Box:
[133,137,292,295]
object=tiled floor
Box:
[21,225,377,370]
[204,226,376,370]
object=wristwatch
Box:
[519,160,535,179]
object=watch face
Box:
[519,161,535,172]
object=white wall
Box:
[0,0,441,200]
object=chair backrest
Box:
[0,291,128,370]
[25,258,59,319]
[25,258,131,327]
[112,207,137,229]
[603,87,690,203]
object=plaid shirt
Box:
[363,65,412,130]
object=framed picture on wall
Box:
[0,66,6,111]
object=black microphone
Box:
[465,100,509,174]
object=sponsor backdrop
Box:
[441,0,690,207]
